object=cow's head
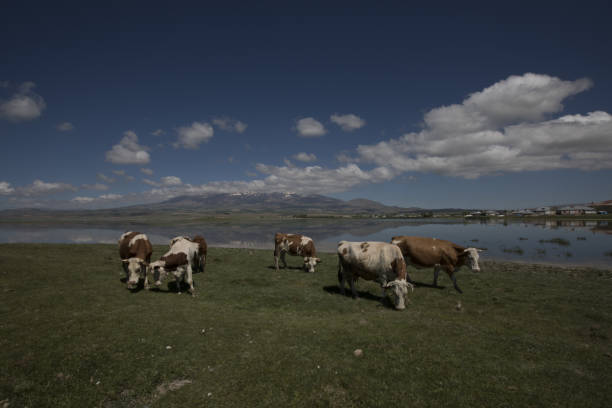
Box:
[148,260,167,286]
[123,258,146,289]
[463,248,482,271]
[303,257,321,273]
[383,279,414,310]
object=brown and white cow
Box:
[337,241,414,310]
[148,236,200,296]
[274,233,321,273]
[390,236,482,293]
[118,231,153,290]
[169,235,207,274]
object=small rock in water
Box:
[354,349,363,357]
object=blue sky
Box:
[1,2,611,210]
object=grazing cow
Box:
[390,236,482,293]
[118,231,152,290]
[148,237,199,295]
[337,241,414,310]
[274,233,321,273]
[169,235,207,273]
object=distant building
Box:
[533,206,556,216]
[557,205,597,215]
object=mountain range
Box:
[125,192,422,214]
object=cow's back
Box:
[192,235,208,256]
[339,241,406,282]
[392,236,465,268]
[119,231,140,260]
[131,236,153,263]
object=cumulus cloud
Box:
[56,122,74,131]
[105,131,151,164]
[330,113,366,131]
[0,81,47,122]
[356,73,608,179]
[0,181,15,194]
[19,180,77,196]
[175,122,214,149]
[140,168,154,176]
[295,117,326,137]
[293,152,317,162]
[212,117,248,133]
[151,129,165,136]
[161,176,182,186]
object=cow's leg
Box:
[349,277,358,299]
[433,266,440,287]
[122,262,129,280]
[142,266,150,290]
[186,265,195,296]
[451,271,463,294]
[274,252,280,271]
[175,271,182,294]
[280,251,287,269]
[338,262,346,296]
[200,256,206,274]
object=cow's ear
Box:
[122,259,129,264]
[316,258,322,263]
[303,257,308,263]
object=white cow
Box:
[118,231,152,290]
[148,237,199,295]
[337,241,413,310]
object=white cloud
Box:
[56,122,74,131]
[143,176,182,187]
[356,73,608,179]
[151,129,166,136]
[212,117,248,133]
[330,113,366,131]
[72,196,95,203]
[112,170,126,176]
[81,183,109,191]
[105,131,151,164]
[293,152,317,162]
[0,181,15,194]
[140,168,154,176]
[99,193,122,200]
[142,178,160,187]
[97,173,115,183]
[19,180,77,196]
[175,122,214,149]
[161,176,182,186]
[295,117,326,137]
[0,81,46,122]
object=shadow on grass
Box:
[266,265,306,271]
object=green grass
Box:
[1,244,611,407]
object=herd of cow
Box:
[118,231,483,309]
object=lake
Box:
[1,218,611,267]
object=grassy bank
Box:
[1,244,611,407]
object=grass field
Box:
[1,244,611,407]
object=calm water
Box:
[1,218,611,267]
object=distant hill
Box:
[126,192,419,214]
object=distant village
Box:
[465,204,609,218]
